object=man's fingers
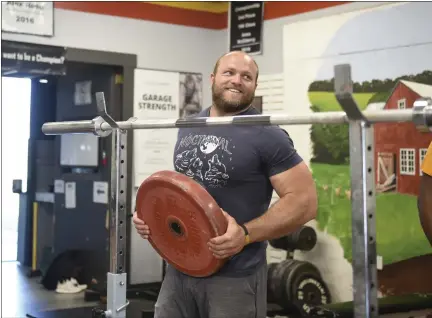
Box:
[137,228,150,235]
[209,234,230,246]
[208,240,232,252]
[132,211,151,240]
[212,247,238,259]
[133,215,145,225]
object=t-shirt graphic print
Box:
[174,133,233,189]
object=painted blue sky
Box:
[315,2,432,82]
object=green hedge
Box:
[310,105,350,164]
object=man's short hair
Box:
[212,51,259,82]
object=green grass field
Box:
[310,162,431,265]
[308,92,374,112]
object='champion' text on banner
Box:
[1,40,66,76]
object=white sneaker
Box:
[70,278,88,291]
[55,278,88,294]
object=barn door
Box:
[376,152,397,193]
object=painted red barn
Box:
[373,80,432,196]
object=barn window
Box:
[400,148,415,175]
[397,98,406,109]
[419,148,428,176]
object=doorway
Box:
[1,76,32,262]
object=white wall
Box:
[1,3,391,110]
[215,2,395,165]
[219,2,395,77]
[1,8,226,108]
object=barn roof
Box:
[400,80,432,99]
[366,102,386,111]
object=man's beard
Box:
[212,83,254,114]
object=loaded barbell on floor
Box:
[41,64,432,318]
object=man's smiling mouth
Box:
[227,88,242,93]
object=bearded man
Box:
[133,51,318,318]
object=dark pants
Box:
[154,264,268,318]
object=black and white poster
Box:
[179,73,203,119]
[1,40,66,76]
[1,2,54,37]
[229,1,264,55]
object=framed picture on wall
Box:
[251,96,263,114]
[179,72,203,119]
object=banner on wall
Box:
[1,40,66,76]
[1,2,54,37]
[228,1,264,55]
[133,69,180,186]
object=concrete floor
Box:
[1,260,430,318]
[1,261,98,318]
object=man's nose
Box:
[230,74,242,85]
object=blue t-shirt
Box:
[173,106,303,277]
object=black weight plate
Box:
[266,263,279,303]
[284,260,322,301]
[269,226,317,251]
[287,270,332,316]
[270,259,295,305]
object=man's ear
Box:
[210,73,215,85]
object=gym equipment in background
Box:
[41,64,432,318]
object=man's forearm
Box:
[244,189,317,244]
[419,173,432,246]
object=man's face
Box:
[211,53,258,114]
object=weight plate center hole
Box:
[307,293,316,302]
[169,220,184,237]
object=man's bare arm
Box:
[244,161,318,243]
[419,172,432,246]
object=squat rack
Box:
[42,64,432,318]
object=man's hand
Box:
[208,210,246,259]
[132,211,150,240]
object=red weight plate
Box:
[135,170,228,277]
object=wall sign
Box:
[1,40,66,76]
[133,69,180,186]
[93,182,109,204]
[74,81,93,106]
[1,2,54,37]
[228,1,264,55]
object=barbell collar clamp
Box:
[92,116,112,137]
[413,97,432,132]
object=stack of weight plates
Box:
[267,259,332,317]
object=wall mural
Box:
[282,1,432,309]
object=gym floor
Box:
[1,261,98,317]
[2,261,431,318]
[0,261,165,318]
